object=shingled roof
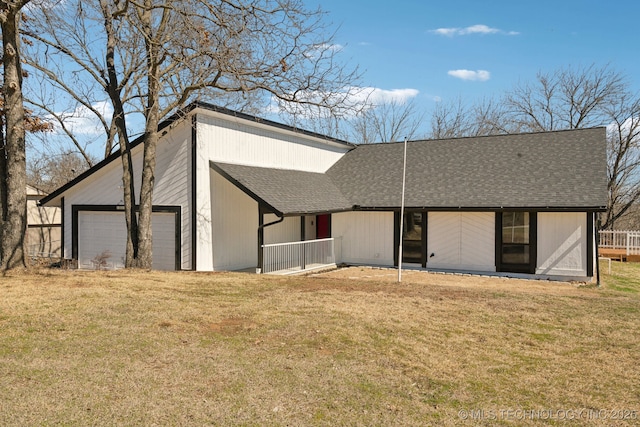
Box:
[327,127,608,211]
[211,127,608,215]
[210,161,353,216]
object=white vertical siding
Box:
[62,146,143,262]
[210,169,258,271]
[195,135,213,270]
[195,111,349,271]
[61,120,192,269]
[333,212,394,266]
[152,121,192,269]
[62,197,71,260]
[427,213,460,267]
[537,212,587,276]
[264,215,300,245]
[304,216,317,240]
[197,114,349,173]
[460,213,495,270]
[428,212,495,272]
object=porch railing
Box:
[599,230,640,255]
[262,237,336,274]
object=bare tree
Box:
[603,94,640,229]
[27,151,92,193]
[502,64,639,229]
[429,97,507,139]
[503,64,626,132]
[24,0,360,268]
[350,98,425,143]
[424,64,639,228]
[1,0,32,269]
[23,0,148,267]
[470,98,510,136]
[429,98,473,139]
[22,1,135,161]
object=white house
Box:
[40,102,608,279]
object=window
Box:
[498,211,536,273]
[395,211,427,267]
[402,212,423,264]
[502,212,529,264]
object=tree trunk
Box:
[0,116,6,249]
[136,117,158,269]
[134,0,161,269]
[101,0,139,267]
[1,4,28,269]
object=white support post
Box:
[627,231,631,256]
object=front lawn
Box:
[0,263,638,425]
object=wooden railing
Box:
[599,230,640,255]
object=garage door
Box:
[78,211,177,270]
[427,212,495,272]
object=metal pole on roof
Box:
[398,137,408,283]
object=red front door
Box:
[316,214,331,239]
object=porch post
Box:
[257,208,284,274]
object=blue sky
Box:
[29,0,640,160]
[312,0,640,112]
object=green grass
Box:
[0,266,638,425]
[600,259,640,293]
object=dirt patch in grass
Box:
[207,317,260,335]
[0,263,638,425]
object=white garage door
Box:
[78,211,176,270]
[427,212,495,272]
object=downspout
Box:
[300,216,306,271]
[595,212,601,287]
[257,208,284,274]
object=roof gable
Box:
[40,102,353,206]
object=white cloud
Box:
[447,69,491,82]
[304,43,344,59]
[309,43,344,53]
[323,43,344,52]
[274,86,419,110]
[267,86,420,119]
[461,24,500,35]
[606,116,640,143]
[358,87,420,106]
[48,101,114,136]
[431,24,519,37]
